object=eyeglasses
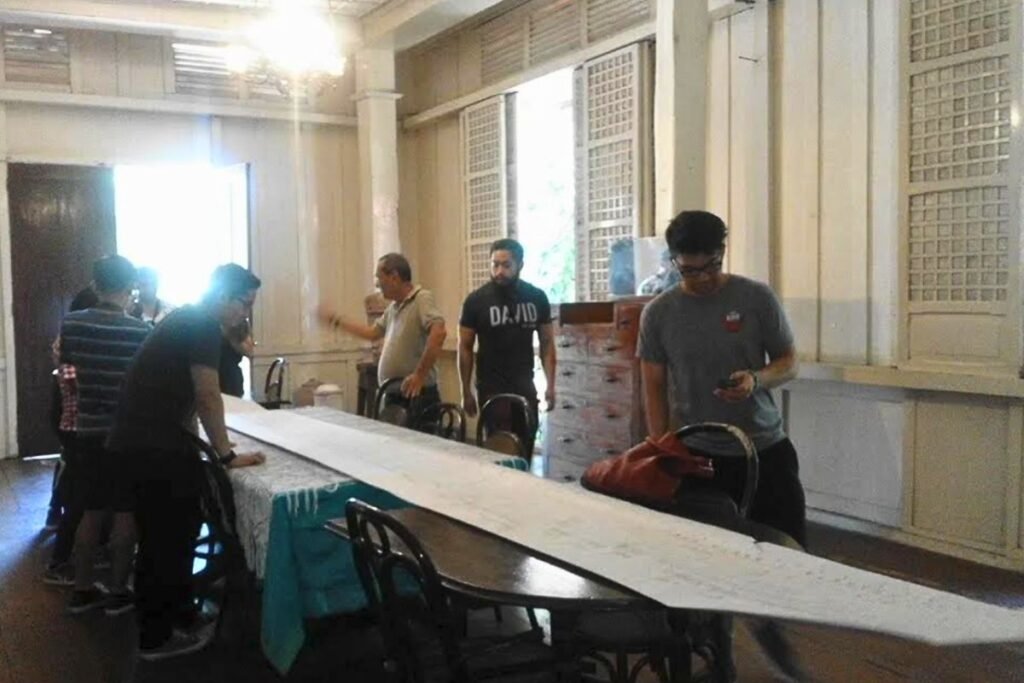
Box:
[673,257,723,278]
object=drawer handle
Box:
[558,436,575,444]
[561,403,575,410]
[557,340,574,348]
[616,317,634,328]
[562,475,577,482]
[560,370,575,377]
[605,413,620,420]
[604,448,618,455]
[604,344,622,352]
[604,376,619,384]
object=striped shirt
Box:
[59,304,151,437]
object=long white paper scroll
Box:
[223,397,1024,644]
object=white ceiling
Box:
[114,0,391,18]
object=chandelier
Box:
[225,4,346,96]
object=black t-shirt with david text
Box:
[459,280,551,398]
[107,305,223,454]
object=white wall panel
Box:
[868,0,900,366]
[912,398,1009,548]
[787,385,904,527]
[775,0,820,360]
[219,118,302,351]
[818,0,869,363]
[251,351,367,414]
[724,2,770,283]
[5,104,211,164]
[705,16,730,227]
[433,118,464,344]
[69,30,117,96]
[115,34,165,98]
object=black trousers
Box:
[131,448,203,649]
[688,438,807,548]
[51,431,82,565]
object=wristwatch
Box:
[749,370,760,391]
[219,450,237,466]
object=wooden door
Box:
[9,164,116,456]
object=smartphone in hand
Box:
[716,377,740,390]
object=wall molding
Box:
[0,88,358,127]
[808,507,1024,572]
[252,348,369,364]
[796,362,1024,400]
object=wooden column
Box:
[653,0,708,234]
[353,48,402,267]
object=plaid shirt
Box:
[57,364,78,433]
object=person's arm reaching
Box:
[402,321,447,398]
[458,325,478,416]
[641,359,670,438]
[191,365,264,468]
[316,305,384,342]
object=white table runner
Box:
[224,397,1024,644]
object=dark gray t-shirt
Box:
[637,276,795,454]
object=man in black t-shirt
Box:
[107,263,265,661]
[458,239,556,458]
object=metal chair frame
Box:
[260,357,291,409]
[345,499,558,683]
[475,394,535,450]
[568,423,761,683]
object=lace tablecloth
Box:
[228,416,351,579]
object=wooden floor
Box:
[1,457,1023,683]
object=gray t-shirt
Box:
[374,286,444,388]
[637,276,795,455]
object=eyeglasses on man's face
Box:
[673,255,723,278]
[233,295,256,311]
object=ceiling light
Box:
[226,2,346,96]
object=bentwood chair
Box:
[189,435,249,641]
[476,394,535,459]
[345,499,559,682]
[567,423,763,683]
[374,377,411,427]
[260,357,291,409]
[418,403,468,442]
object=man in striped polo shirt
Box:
[59,255,151,615]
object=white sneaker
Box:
[137,630,210,662]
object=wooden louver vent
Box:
[3,26,70,87]
[171,41,240,98]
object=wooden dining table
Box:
[326,506,705,682]
[326,506,651,611]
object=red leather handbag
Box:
[581,432,715,508]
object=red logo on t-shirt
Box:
[723,310,743,333]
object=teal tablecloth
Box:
[230,407,529,675]
[261,480,407,675]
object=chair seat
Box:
[673,489,739,522]
[463,638,559,681]
[406,617,559,682]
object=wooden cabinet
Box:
[544,299,649,483]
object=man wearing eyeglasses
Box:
[637,210,806,548]
[107,263,265,661]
